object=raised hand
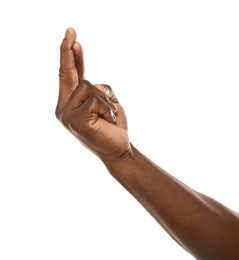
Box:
[55,28,130,162]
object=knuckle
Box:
[101,84,112,95]
[100,84,118,102]
[75,80,91,95]
[89,95,102,106]
[103,84,112,92]
[78,79,92,90]
[76,80,99,97]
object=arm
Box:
[105,146,239,259]
[55,28,239,260]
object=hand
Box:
[55,28,130,162]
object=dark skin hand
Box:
[56,27,239,260]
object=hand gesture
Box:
[55,28,130,162]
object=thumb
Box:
[95,84,119,103]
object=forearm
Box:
[104,144,239,259]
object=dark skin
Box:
[55,27,239,260]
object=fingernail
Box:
[113,103,117,113]
[111,110,117,121]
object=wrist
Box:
[101,143,136,175]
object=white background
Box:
[0,1,239,259]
